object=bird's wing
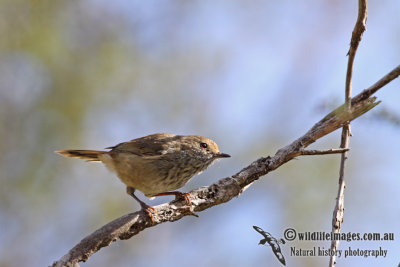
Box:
[253,226,274,240]
[253,226,267,237]
[270,243,286,266]
[107,133,178,156]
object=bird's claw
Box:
[155,191,198,216]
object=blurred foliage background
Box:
[0,1,399,266]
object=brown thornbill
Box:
[56,133,230,218]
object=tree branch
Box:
[50,62,400,266]
[353,64,400,103]
[330,1,367,266]
[299,148,349,156]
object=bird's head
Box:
[180,135,230,162]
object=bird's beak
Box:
[215,152,231,158]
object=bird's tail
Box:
[55,150,105,162]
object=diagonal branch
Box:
[50,64,400,267]
[330,1,367,266]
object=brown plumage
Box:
[56,133,230,214]
[55,150,105,161]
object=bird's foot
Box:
[138,202,156,224]
[127,187,156,224]
[154,191,198,217]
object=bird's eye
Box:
[200,142,208,149]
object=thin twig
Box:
[329,1,367,266]
[48,62,400,266]
[299,148,349,156]
[352,64,400,103]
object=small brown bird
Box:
[56,133,230,216]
